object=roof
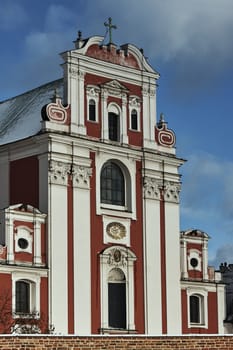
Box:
[0,79,63,146]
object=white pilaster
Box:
[122,94,128,144]
[33,220,42,265]
[101,88,108,140]
[164,182,181,334]
[142,84,156,150]
[202,241,209,280]
[48,160,69,333]
[143,177,162,334]
[180,239,188,279]
[72,164,92,334]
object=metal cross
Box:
[104,17,117,44]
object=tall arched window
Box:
[108,112,120,141]
[108,268,126,329]
[16,280,30,314]
[101,161,125,206]
[88,99,96,121]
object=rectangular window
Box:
[16,281,30,314]
[109,113,119,141]
[131,110,138,130]
[108,283,126,329]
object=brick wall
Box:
[0,335,233,349]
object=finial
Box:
[160,113,165,123]
[51,89,60,102]
[104,17,117,44]
[78,30,82,40]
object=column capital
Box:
[49,160,70,186]
[72,165,92,189]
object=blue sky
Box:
[0,0,233,268]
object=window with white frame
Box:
[100,160,131,212]
[86,85,100,122]
[88,99,96,121]
[100,246,136,332]
[15,280,36,315]
[130,109,138,130]
[108,112,120,141]
[108,268,126,329]
[129,96,140,131]
[101,161,125,206]
[107,103,121,142]
[187,290,208,328]
[12,274,40,316]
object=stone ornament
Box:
[107,248,127,268]
[143,177,161,200]
[164,181,180,203]
[41,97,70,124]
[49,160,70,186]
[72,165,92,189]
[106,222,126,240]
[155,113,176,148]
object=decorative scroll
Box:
[72,165,92,189]
[164,181,181,203]
[155,113,176,147]
[49,160,70,186]
[143,177,161,200]
[41,96,70,125]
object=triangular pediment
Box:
[101,80,129,92]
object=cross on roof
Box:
[104,17,117,44]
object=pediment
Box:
[101,80,129,93]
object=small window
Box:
[88,99,96,121]
[109,112,120,141]
[131,109,138,130]
[16,281,30,314]
[190,294,203,324]
[101,162,125,206]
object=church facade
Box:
[0,29,226,334]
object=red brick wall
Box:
[0,335,233,349]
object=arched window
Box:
[190,294,203,324]
[108,112,120,141]
[108,268,126,329]
[131,109,138,130]
[101,161,125,206]
[88,99,96,121]
[16,280,30,314]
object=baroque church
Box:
[0,22,227,334]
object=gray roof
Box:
[0,79,63,146]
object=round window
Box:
[18,238,29,250]
[190,257,198,268]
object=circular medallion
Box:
[106,222,126,240]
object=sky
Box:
[0,0,233,268]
